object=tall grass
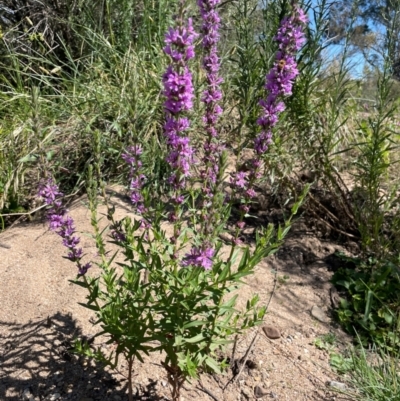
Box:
[352,2,400,256]
[0,18,169,212]
[348,342,400,401]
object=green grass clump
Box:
[349,345,400,401]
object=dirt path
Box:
[0,186,353,401]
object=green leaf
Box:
[217,262,231,283]
[383,311,393,325]
[183,320,207,329]
[184,333,205,344]
[78,302,99,312]
[19,154,38,163]
[220,295,238,310]
[363,290,373,322]
[237,248,250,272]
[173,336,183,346]
[205,357,221,374]
[69,279,89,289]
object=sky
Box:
[308,0,367,78]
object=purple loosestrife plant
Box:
[232,5,307,239]
[162,7,199,254]
[38,179,91,275]
[182,0,224,265]
[37,4,309,401]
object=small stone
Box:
[161,380,167,387]
[48,394,61,401]
[330,287,340,309]
[269,391,278,399]
[254,385,269,398]
[22,388,33,401]
[327,381,347,391]
[311,305,330,323]
[262,325,281,339]
[113,396,122,401]
[241,387,253,399]
[86,384,93,390]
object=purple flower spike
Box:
[163,12,198,189]
[123,145,147,214]
[38,178,91,276]
[255,6,307,155]
[231,5,307,237]
[198,0,224,187]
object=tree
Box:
[325,0,400,80]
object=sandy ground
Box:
[0,185,355,401]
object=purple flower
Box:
[163,66,195,114]
[67,248,83,261]
[38,180,64,205]
[163,14,198,189]
[182,246,215,270]
[79,263,92,276]
[62,236,81,249]
[173,195,185,204]
[198,0,224,188]
[168,211,178,223]
[139,219,152,230]
[111,229,126,242]
[240,205,250,213]
[231,171,248,189]
[164,18,197,63]
[197,0,225,244]
[48,214,64,230]
[123,145,147,214]
[246,188,256,199]
[255,6,307,155]
[232,5,307,235]
[38,178,91,276]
